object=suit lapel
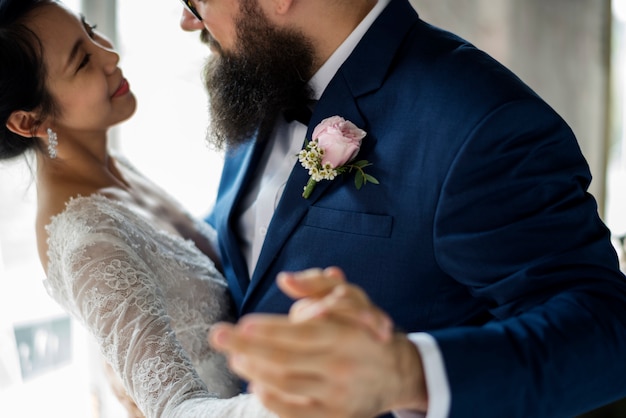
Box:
[217,132,268,304]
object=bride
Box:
[0,0,275,416]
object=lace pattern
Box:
[44,194,275,417]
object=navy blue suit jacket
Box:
[207,1,626,416]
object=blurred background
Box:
[0,0,624,416]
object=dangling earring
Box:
[46,128,58,159]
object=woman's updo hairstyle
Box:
[0,0,57,160]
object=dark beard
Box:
[202,1,315,150]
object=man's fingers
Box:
[210,315,347,354]
[288,281,393,342]
[288,280,368,321]
[277,267,346,299]
[210,319,358,389]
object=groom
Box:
[178,0,626,417]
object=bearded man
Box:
[178,1,626,417]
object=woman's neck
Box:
[36,130,130,195]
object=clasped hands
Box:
[209,267,428,418]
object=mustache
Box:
[200,28,211,45]
[200,29,224,54]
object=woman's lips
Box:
[111,79,130,98]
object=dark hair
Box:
[0,0,58,160]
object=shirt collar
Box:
[309,0,391,100]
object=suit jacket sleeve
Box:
[430,97,626,417]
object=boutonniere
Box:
[298,116,379,199]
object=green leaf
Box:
[364,174,380,185]
[355,171,364,189]
[352,160,372,168]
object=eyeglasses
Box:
[180,0,202,21]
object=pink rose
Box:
[313,116,366,168]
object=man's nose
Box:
[180,8,204,31]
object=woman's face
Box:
[28,2,136,135]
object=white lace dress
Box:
[44,194,275,418]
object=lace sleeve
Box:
[44,197,276,418]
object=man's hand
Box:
[209,267,429,417]
[279,267,393,342]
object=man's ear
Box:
[6,110,45,138]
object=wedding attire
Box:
[207,0,626,417]
[43,161,275,417]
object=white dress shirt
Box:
[235,1,450,416]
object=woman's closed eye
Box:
[74,16,99,72]
[76,52,92,72]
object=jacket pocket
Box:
[304,206,393,237]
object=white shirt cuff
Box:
[393,332,450,418]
